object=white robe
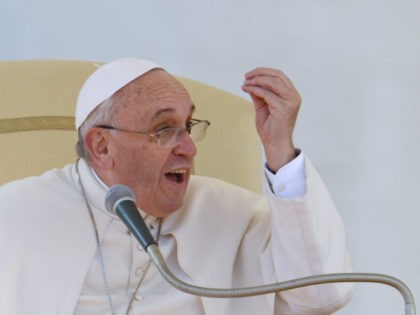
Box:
[0,158,352,315]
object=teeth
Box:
[170,169,187,174]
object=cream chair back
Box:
[0,60,262,193]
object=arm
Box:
[242,68,353,313]
[262,157,353,314]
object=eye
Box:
[153,122,173,133]
[186,119,197,132]
[155,126,173,136]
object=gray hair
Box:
[75,94,120,160]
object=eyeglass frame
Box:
[95,118,210,148]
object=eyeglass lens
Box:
[158,121,208,148]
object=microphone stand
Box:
[146,244,416,315]
[105,185,416,315]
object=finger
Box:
[245,67,295,90]
[245,67,283,78]
[241,84,282,107]
[243,84,301,114]
[243,76,295,100]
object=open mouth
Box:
[165,169,187,184]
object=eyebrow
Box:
[152,104,196,119]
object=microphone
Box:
[105,185,416,315]
[105,185,157,251]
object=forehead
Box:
[114,69,193,124]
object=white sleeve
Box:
[261,157,354,314]
[264,150,306,198]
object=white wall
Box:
[1,0,419,313]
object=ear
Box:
[84,128,114,170]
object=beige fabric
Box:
[0,60,262,192]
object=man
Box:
[0,58,353,314]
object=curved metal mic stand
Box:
[146,244,416,315]
[105,185,416,315]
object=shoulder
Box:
[165,176,269,245]
[185,175,267,216]
[0,164,80,219]
[188,175,262,199]
[1,164,75,193]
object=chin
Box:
[156,199,185,218]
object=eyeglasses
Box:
[96,118,210,149]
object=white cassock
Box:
[0,154,353,315]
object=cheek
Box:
[113,143,168,187]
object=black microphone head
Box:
[105,185,136,214]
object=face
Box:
[98,69,197,218]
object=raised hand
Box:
[242,67,302,172]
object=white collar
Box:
[73,158,158,227]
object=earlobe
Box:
[84,128,113,169]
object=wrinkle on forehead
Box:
[152,104,196,120]
[111,69,193,126]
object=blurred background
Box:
[1,0,419,313]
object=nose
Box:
[173,132,197,157]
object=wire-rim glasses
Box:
[96,119,210,149]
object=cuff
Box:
[264,150,307,198]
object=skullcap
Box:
[75,58,161,129]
